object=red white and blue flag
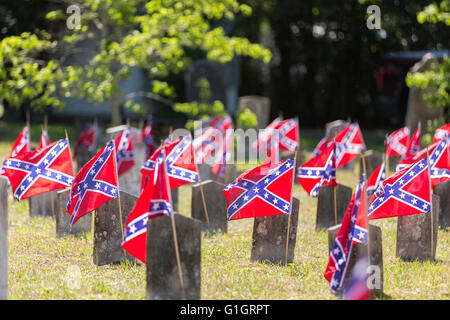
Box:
[395,138,450,187]
[141,117,156,159]
[311,135,329,158]
[66,141,119,228]
[141,135,199,190]
[385,126,410,158]
[122,147,173,263]
[212,129,233,178]
[277,118,299,152]
[115,127,135,176]
[74,124,96,158]
[368,158,431,220]
[1,126,31,177]
[39,129,51,149]
[404,123,421,158]
[324,178,368,293]
[297,139,337,197]
[223,158,295,221]
[433,123,450,143]
[334,123,366,168]
[2,139,74,201]
[193,115,232,162]
[252,116,283,152]
[367,161,386,194]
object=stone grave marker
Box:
[75,145,95,173]
[93,191,138,266]
[146,213,202,300]
[29,190,58,218]
[0,177,8,300]
[197,162,212,182]
[250,197,300,264]
[316,184,353,230]
[360,150,383,178]
[238,96,270,130]
[55,189,91,238]
[328,223,384,296]
[434,180,450,230]
[209,163,238,185]
[106,125,146,197]
[191,180,227,233]
[396,194,439,261]
[325,120,348,138]
[405,53,444,132]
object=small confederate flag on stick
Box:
[66,141,119,229]
[2,138,74,200]
[115,127,135,176]
[223,158,295,221]
[368,158,431,220]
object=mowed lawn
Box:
[0,122,449,300]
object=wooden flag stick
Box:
[198,179,211,229]
[285,148,298,265]
[44,115,48,130]
[162,147,186,299]
[112,137,126,258]
[65,130,80,231]
[426,147,434,260]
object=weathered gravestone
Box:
[93,191,138,266]
[359,150,383,178]
[251,197,300,264]
[238,96,270,130]
[146,213,202,300]
[325,120,348,138]
[186,58,240,113]
[396,194,439,261]
[0,177,8,300]
[55,189,91,238]
[106,125,146,197]
[328,223,384,296]
[75,145,96,173]
[197,162,211,182]
[171,188,178,213]
[434,180,450,230]
[405,53,444,132]
[29,191,57,217]
[209,163,238,185]
[191,180,227,233]
[316,184,353,230]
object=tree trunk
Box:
[109,74,122,126]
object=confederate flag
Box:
[385,126,410,158]
[297,139,337,197]
[366,161,386,195]
[404,123,421,158]
[223,158,295,221]
[122,147,173,263]
[433,123,450,143]
[115,127,135,176]
[251,116,283,152]
[2,139,74,201]
[142,117,156,159]
[324,178,368,293]
[277,118,299,152]
[74,124,96,158]
[211,129,233,178]
[311,135,329,158]
[39,128,51,149]
[141,135,199,190]
[368,158,431,220]
[1,126,30,177]
[334,123,366,168]
[193,115,232,162]
[66,141,119,228]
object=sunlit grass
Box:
[1,124,449,299]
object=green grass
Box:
[1,123,449,299]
